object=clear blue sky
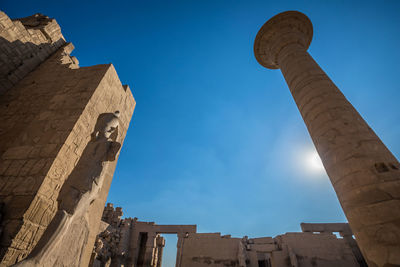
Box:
[3,1,400,266]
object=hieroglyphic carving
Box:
[14,111,121,267]
[254,11,400,266]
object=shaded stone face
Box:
[0,12,66,95]
[254,11,313,69]
[254,11,400,267]
[0,11,135,266]
[13,113,124,267]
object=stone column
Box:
[155,235,165,267]
[143,233,157,266]
[254,11,400,267]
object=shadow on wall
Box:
[0,36,67,95]
[0,12,68,94]
[0,13,135,264]
[0,33,71,265]
[13,112,122,267]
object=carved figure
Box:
[14,111,122,267]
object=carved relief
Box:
[14,111,121,267]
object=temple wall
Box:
[178,233,241,267]
[178,231,361,267]
[0,11,135,266]
[0,11,66,95]
[91,205,366,267]
[274,233,359,267]
[79,66,135,267]
[91,205,196,267]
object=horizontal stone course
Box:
[0,11,135,266]
[254,10,400,266]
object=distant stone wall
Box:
[274,233,358,267]
[178,229,363,267]
[178,233,242,267]
[91,206,365,267]
[0,11,135,266]
[102,203,123,227]
[91,204,197,267]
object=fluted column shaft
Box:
[277,43,400,266]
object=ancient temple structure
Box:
[0,11,135,266]
[254,11,400,267]
[91,203,197,267]
[1,7,398,267]
[91,204,366,267]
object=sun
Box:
[305,150,325,174]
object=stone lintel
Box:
[301,222,353,235]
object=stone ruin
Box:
[0,8,399,267]
[0,11,135,266]
[90,204,367,267]
[90,203,196,267]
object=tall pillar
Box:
[254,11,400,267]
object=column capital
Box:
[254,11,313,69]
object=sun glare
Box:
[306,150,325,174]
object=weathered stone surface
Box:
[0,12,66,95]
[15,111,123,267]
[254,11,400,267]
[173,224,362,267]
[90,206,365,267]
[0,11,135,266]
[90,204,196,267]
